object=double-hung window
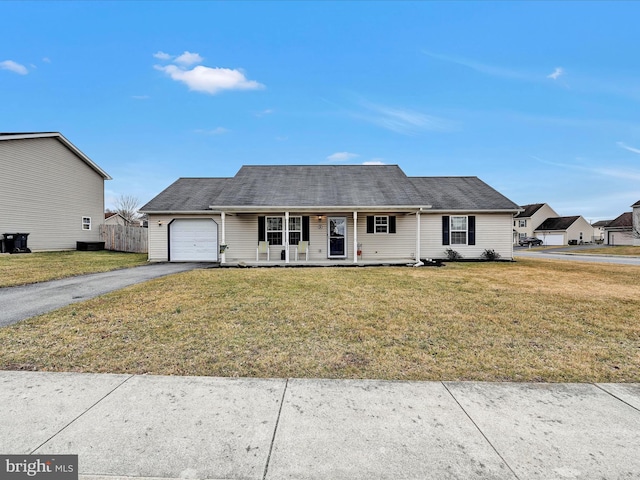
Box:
[519,219,527,228]
[288,216,302,245]
[82,217,92,231]
[450,216,467,245]
[375,216,388,234]
[266,217,283,246]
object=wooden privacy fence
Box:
[99,225,148,253]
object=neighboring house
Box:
[513,203,558,244]
[633,201,640,246]
[140,165,520,264]
[534,216,594,246]
[0,132,111,251]
[105,212,130,226]
[591,220,612,244]
[604,212,634,246]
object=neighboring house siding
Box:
[0,137,105,251]
[566,217,594,244]
[421,213,514,260]
[634,206,640,246]
[514,204,559,241]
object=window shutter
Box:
[442,216,450,245]
[302,216,310,242]
[389,216,396,234]
[367,216,374,234]
[258,216,265,242]
[468,215,476,245]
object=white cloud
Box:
[155,64,264,95]
[153,51,172,60]
[42,57,51,63]
[423,50,531,81]
[255,109,274,117]
[547,67,564,80]
[196,127,229,135]
[356,100,455,135]
[175,51,203,66]
[363,160,386,165]
[0,60,28,75]
[617,142,640,155]
[327,152,359,162]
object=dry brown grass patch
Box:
[1,259,638,382]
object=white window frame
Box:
[374,215,389,234]
[288,216,302,245]
[266,216,283,246]
[82,217,92,231]
[519,219,527,228]
[450,216,468,245]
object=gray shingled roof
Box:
[141,165,520,212]
[141,178,230,211]
[409,177,518,210]
[515,203,545,218]
[606,212,633,229]
[535,216,580,231]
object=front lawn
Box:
[1,259,638,382]
[0,251,148,287]
[580,246,640,256]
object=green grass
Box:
[0,251,148,287]
[1,259,639,383]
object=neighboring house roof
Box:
[515,203,545,218]
[0,132,112,180]
[535,216,580,231]
[592,220,613,228]
[605,212,633,229]
[632,200,640,208]
[141,165,520,213]
[105,212,128,221]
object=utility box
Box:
[2,233,31,254]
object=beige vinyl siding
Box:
[0,137,105,251]
[147,214,221,262]
[357,213,415,261]
[421,213,514,260]
[565,217,594,244]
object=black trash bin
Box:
[2,233,31,254]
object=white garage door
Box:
[170,219,218,262]
[537,234,564,246]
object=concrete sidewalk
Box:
[1,371,639,479]
[0,263,208,327]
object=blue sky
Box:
[2,1,640,221]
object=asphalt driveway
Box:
[0,262,209,327]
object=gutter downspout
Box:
[353,211,358,264]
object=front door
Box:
[328,216,347,258]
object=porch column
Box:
[284,211,290,263]
[221,212,226,264]
[353,211,358,263]
[415,210,421,262]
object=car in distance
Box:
[519,237,543,247]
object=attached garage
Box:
[537,234,564,246]
[169,218,218,262]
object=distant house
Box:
[140,165,521,264]
[514,203,558,244]
[0,132,111,251]
[591,220,612,244]
[633,201,640,247]
[534,216,594,246]
[604,212,634,246]
[105,212,129,226]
